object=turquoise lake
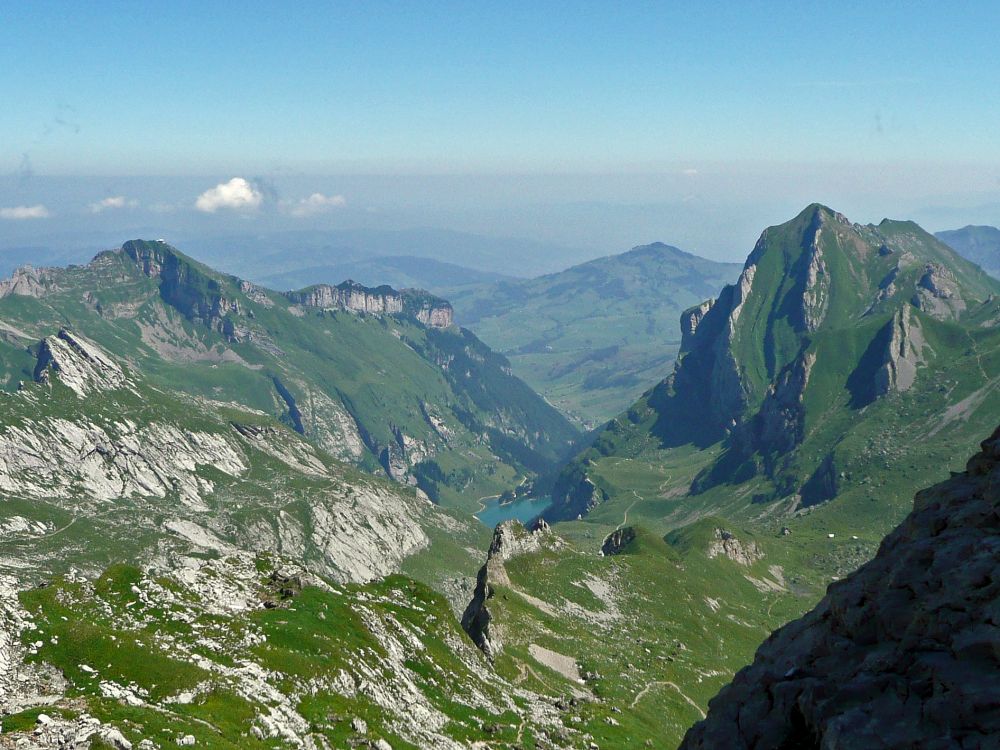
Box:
[475,495,553,527]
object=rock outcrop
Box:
[284,280,454,328]
[122,240,242,332]
[679,299,714,352]
[1,335,443,585]
[706,528,764,566]
[874,305,928,396]
[0,265,59,299]
[737,350,816,468]
[34,329,129,396]
[462,520,554,661]
[601,526,637,556]
[913,262,966,320]
[680,426,1000,749]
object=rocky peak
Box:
[681,425,1000,748]
[462,520,556,661]
[601,526,637,556]
[874,305,928,397]
[284,280,454,328]
[33,329,127,397]
[913,262,966,319]
[119,240,242,332]
[0,265,59,299]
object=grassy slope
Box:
[8,564,537,749]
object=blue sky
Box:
[2,2,1000,259]
[4,1,1000,173]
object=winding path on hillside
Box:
[630,680,706,718]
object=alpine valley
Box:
[2,205,999,749]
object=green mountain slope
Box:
[0,241,579,513]
[2,556,590,749]
[448,244,741,426]
[936,224,1000,279]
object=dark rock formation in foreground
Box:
[681,426,1000,750]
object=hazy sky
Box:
[2,2,1000,261]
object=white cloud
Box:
[0,204,50,220]
[195,177,263,213]
[89,195,138,213]
[682,168,699,176]
[282,192,347,217]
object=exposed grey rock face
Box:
[799,213,830,331]
[706,528,764,566]
[681,426,1000,749]
[742,351,815,463]
[462,520,555,661]
[874,305,928,396]
[0,334,439,586]
[34,329,128,396]
[0,265,58,299]
[913,262,966,320]
[121,240,242,331]
[680,299,714,352]
[238,279,273,307]
[284,280,454,328]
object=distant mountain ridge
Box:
[936,224,1000,279]
[258,255,512,295]
[448,242,741,424]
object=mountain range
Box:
[1,204,998,748]
[0,240,579,514]
[456,204,1000,746]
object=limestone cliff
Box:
[874,305,928,397]
[2,332,441,585]
[121,239,242,332]
[680,426,1000,749]
[284,280,454,328]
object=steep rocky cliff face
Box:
[121,239,243,333]
[549,204,1000,521]
[681,425,1000,749]
[284,280,454,327]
